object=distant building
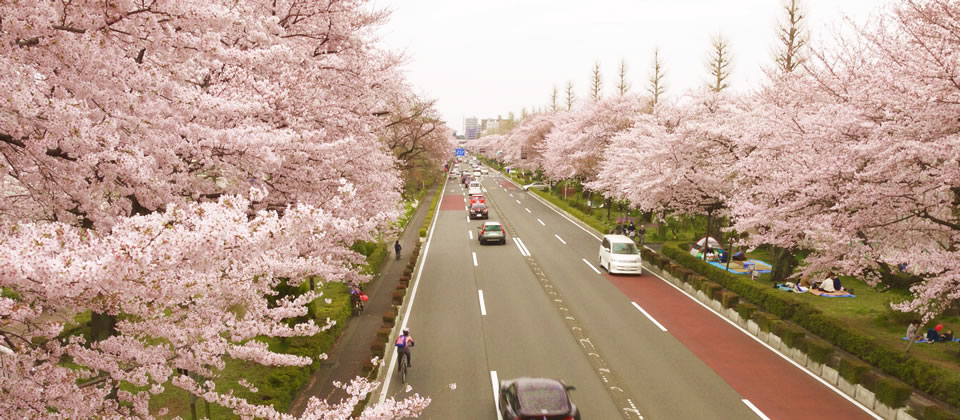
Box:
[480,118,500,135]
[464,117,479,140]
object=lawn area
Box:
[147,281,352,418]
[763,275,960,370]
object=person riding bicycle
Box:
[396,328,414,370]
[349,283,363,312]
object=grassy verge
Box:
[148,281,352,418]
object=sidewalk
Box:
[287,185,439,416]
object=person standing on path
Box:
[394,240,402,260]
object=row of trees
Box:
[473,0,959,321]
[1,0,451,418]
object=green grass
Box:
[148,281,352,418]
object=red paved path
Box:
[498,180,518,190]
[440,194,464,211]
[607,272,875,420]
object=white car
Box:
[474,170,482,177]
[521,182,548,191]
[598,235,642,274]
[480,168,489,174]
[468,186,483,196]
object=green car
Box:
[478,221,506,245]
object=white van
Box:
[598,235,642,274]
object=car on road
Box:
[468,186,483,196]
[498,377,580,420]
[477,221,506,245]
[473,169,482,177]
[598,234,642,274]
[480,167,489,174]
[521,182,549,191]
[469,203,489,219]
[469,194,485,205]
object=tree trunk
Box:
[703,210,713,260]
[770,246,798,283]
[606,197,612,220]
[90,311,117,343]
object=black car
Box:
[469,203,489,219]
[499,377,580,420]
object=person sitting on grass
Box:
[817,275,853,295]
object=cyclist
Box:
[395,328,414,371]
[349,283,363,313]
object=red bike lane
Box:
[606,272,877,420]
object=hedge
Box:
[658,243,960,409]
[839,357,872,384]
[876,376,914,409]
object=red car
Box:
[470,194,485,205]
[469,203,489,219]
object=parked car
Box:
[498,377,580,420]
[598,234,642,274]
[521,182,549,191]
[469,203,489,219]
[477,221,506,245]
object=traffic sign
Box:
[455,148,465,156]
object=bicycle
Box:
[350,293,364,315]
[398,352,409,383]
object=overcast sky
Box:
[370,0,889,135]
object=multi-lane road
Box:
[377,163,880,420]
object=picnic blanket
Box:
[902,337,960,343]
[707,259,773,274]
[808,288,855,297]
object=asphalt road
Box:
[379,163,878,420]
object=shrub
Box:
[802,336,834,364]
[720,291,740,309]
[751,311,778,333]
[875,377,913,409]
[383,311,397,325]
[921,405,960,420]
[839,357,871,385]
[701,281,723,298]
[376,327,392,341]
[370,340,386,355]
[688,275,707,290]
[773,322,806,349]
[736,302,758,321]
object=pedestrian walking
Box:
[394,240,402,260]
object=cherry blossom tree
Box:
[1,0,428,417]
[731,0,960,318]
[379,94,455,196]
[541,95,644,184]
[591,91,751,239]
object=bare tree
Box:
[616,59,630,96]
[565,81,575,110]
[648,48,666,105]
[550,85,559,112]
[774,0,807,73]
[706,34,733,92]
[589,62,602,101]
